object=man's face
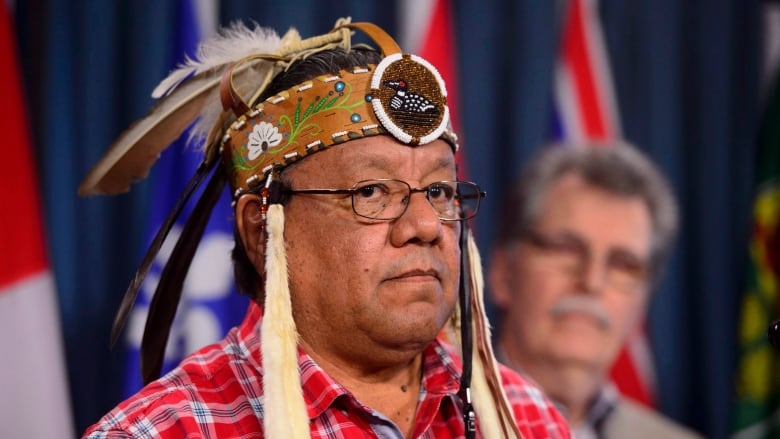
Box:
[491,172,652,377]
[282,136,461,366]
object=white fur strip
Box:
[261,204,309,438]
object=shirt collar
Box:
[236,302,463,420]
[584,381,619,432]
[493,340,618,433]
[297,338,463,420]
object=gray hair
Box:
[496,140,679,284]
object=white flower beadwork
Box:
[247,121,282,160]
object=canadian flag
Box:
[552,0,656,407]
[0,3,75,438]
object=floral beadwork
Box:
[278,80,364,147]
[247,121,283,160]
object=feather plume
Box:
[78,22,288,196]
[77,18,361,196]
[152,22,284,98]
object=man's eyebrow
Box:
[436,154,456,170]
[355,157,393,171]
[354,154,456,173]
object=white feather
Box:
[152,21,285,99]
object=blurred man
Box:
[489,142,701,438]
[81,20,570,438]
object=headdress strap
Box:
[458,222,477,438]
[342,22,402,54]
[219,54,285,116]
[465,229,522,438]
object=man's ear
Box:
[488,247,512,309]
[235,194,267,270]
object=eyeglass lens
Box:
[351,179,481,221]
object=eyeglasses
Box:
[284,179,485,221]
[519,229,649,292]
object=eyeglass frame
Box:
[282,178,486,222]
[516,228,650,292]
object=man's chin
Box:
[364,318,440,345]
[544,340,613,371]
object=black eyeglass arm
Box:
[285,189,354,195]
[457,191,486,201]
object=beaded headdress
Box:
[79,19,519,438]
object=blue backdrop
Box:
[12,1,762,437]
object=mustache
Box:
[549,295,611,329]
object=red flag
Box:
[0,3,75,437]
[554,0,655,407]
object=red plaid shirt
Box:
[84,302,570,438]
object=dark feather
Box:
[139,165,227,384]
[109,157,218,347]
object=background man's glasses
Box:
[285,179,485,221]
[519,229,649,292]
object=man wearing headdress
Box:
[81,20,570,438]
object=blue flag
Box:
[122,0,248,396]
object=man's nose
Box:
[397,191,443,242]
[575,256,609,294]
